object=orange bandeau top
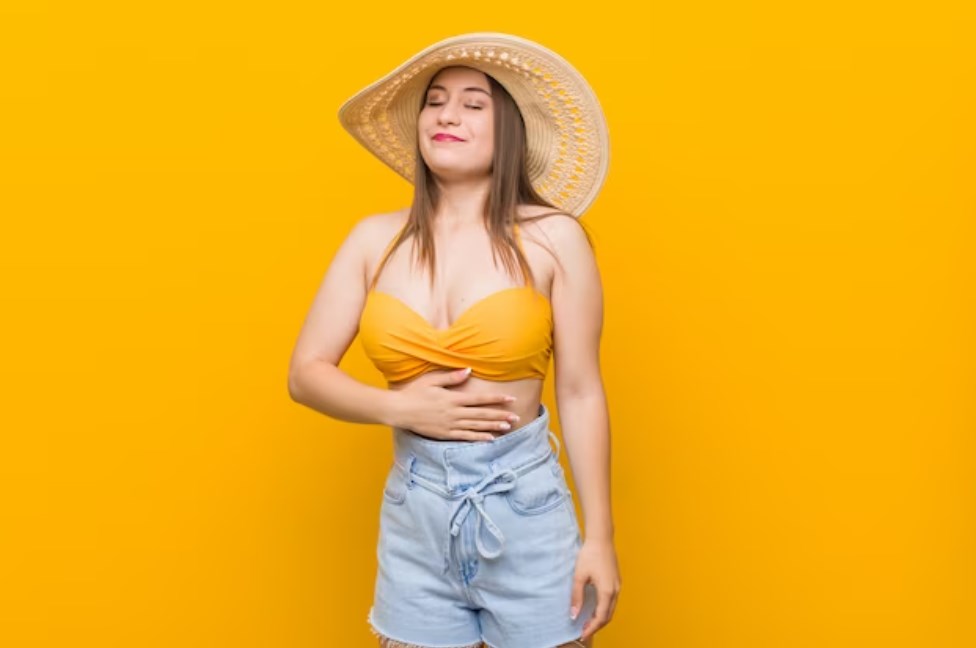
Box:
[358,220,553,383]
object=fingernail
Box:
[570,606,579,620]
[509,415,520,422]
[505,395,516,402]
[499,422,510,430]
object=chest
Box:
[370,232,552,330]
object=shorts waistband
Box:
[391,403,560,494]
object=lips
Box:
[433,133,465,142]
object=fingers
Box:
[608,579,620,619]
[451,412,519,432]
[427,367,471,386]
[580,585,614,642]
[455,407,520,422]
[459,391,517,407]
[453,419,515,433]
[447,402,520,431]
[447,430,496,442]
[569,574,586,622]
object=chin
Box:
[428,163,488,178]
[424,151,489,170]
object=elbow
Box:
[287,364,307,404]
[288,358,337,404]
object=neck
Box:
[432,176,491,227]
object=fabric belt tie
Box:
[447,468,518,560]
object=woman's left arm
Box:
[546,215,621,641]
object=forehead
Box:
[427,66,491,92]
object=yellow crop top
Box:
[359,220,553,383]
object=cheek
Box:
[475,119,494,151]
[481,131,495,158]
[480,114,494,136]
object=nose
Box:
[436,100,460,126]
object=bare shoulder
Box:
[516,204,590,255]
[353,206,410,236]
[349,206,410,252]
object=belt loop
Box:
[548,430,561,460]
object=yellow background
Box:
[2,1,974,646]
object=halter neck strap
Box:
[369,219,409,291]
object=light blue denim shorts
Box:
[367,404,597,648]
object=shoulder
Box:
[347,206,410,252]
[515,204,591,256]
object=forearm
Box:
[556,388,614,542]
[289,360,400,427]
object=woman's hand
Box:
[390,367,520,441]
[571,537,621,642]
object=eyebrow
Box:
[427,84,492,97]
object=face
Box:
[417,66,494,181]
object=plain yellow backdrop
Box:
[2,1,973,647]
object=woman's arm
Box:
[287,214,401,426]
[547,216,614,541]
[545,214,620,641]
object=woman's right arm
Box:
[287,214,401,426]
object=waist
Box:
[391,403,559,489]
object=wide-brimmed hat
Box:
[337,32,610,217]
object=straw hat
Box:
[337,32,610,217]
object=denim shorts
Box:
[367,403,597,648]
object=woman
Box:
[288,33,620,648]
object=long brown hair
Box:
[376,67,595,290]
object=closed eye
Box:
[426,102,483,110]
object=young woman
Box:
[288,33,620,648]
